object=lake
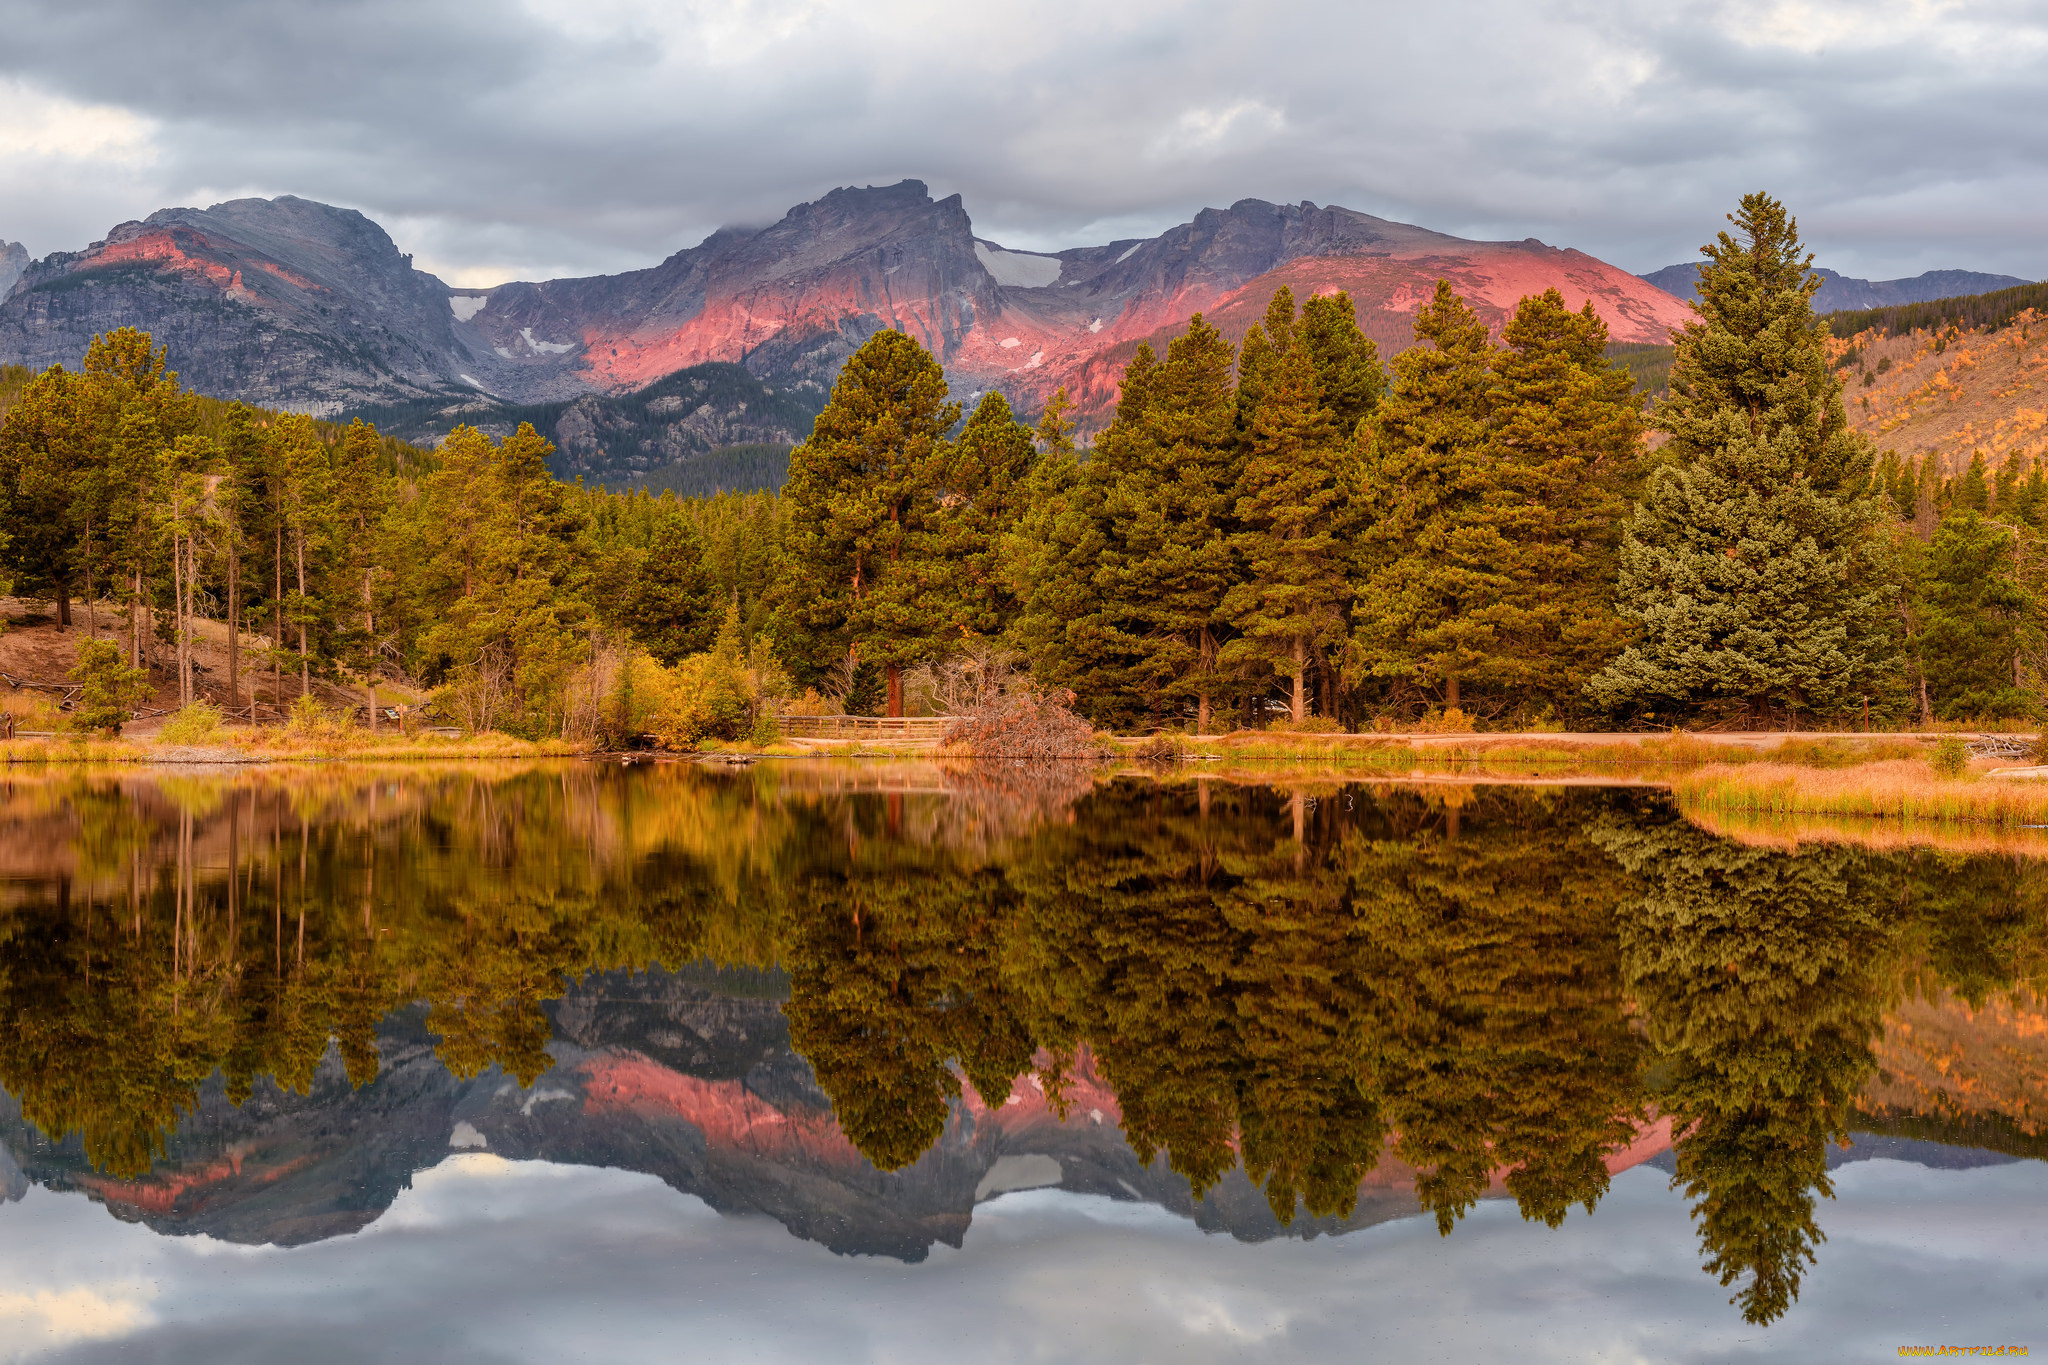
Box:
[1,762,2042,1362]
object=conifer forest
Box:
[2,192,2041,738]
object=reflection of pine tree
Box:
[1006,783,1259,1197]
[1594,815,1890,1325]
[1216,798,1387,1222]
[1346,789,1647,1233]
[780,822,1033,1171]
[0,769,782,1174]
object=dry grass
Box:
[1115,730,1942,779]
[1672,760,2048,827]
[1,725,580,764]
[1683,805,2048,856]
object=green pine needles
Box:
[1588,193,1901,726]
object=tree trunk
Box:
[173,535,187,707]
[364,567,376,733]
[295,533,309,699]
[1445,674,1460,714]
[1291,637,1306,725]
[83,527,94,640]
[274,525,284,711]
[225,539,239,711]
[1197,627,1215,735]
[1918,663,1934,728]
[886,664,903,719]
[54,582,70,628]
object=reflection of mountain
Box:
[7,957,2035,1265]
[0,966,1436,1258]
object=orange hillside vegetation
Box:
[1833,310,2048,474]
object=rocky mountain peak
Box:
[0,240,28,302]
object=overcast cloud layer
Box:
[0,0,2044,287]
[4,1158,2047,1363]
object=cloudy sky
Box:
[4,1155,2046,1363]
[0,0,2044,287]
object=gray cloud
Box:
[0,0,2043,285]
[3,1158,2047,1363]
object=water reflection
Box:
[1,764,2044,1330]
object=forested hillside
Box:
[3,193,2045,739]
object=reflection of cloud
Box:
[3,1157,2046,1362]
[0,1287,154,1354]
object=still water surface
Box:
[0,763,2042,1362]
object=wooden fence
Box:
[778,715,952,741]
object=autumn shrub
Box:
[1932,735,1970,779]
[644,604,783,748]
[283,694,351,741]
[157,700,223,744]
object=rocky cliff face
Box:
[0,241,28,305]
[0,197,478,412]
[0,184,1695,441]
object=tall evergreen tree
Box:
[1587,194,1900,723]
[1908,510,2040,720]
[0,366,92,626]
[271,414,332,698]
[926,390,1039,641]
[1349,281,1500,714]
[621,510,714,664]
[774,330,958,716]
[332,419,390,726]
[1022,320,1241,730]
[1015,352,1152,728]
[1475,289,1646,714]
[1297,289,1385,436]
[1220,289,1353,724]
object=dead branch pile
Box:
[943,687,1101,761]
[1967,734,2037,760]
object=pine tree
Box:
[1220,289,1352,724]
[928,389,1038,640]
[1014,352,1150,727]
[1587,194,1900,724]
[1024,320,1241,730]
[333,419,389,727]
[1953,450,1990,513]
[271,414,332,698]
[774,330,958,716]
[622,511,713,663]
[1349,281,1501,714]
[1476,289,1646,714]
[1909,510,2040,720]
[0,366,92,627]
[1297,289,1385,436]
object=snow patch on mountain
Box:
[975,242,1063,289]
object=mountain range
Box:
[0,183,1692,474]
[1640,261,2033,313]
[2,184,2034,486]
